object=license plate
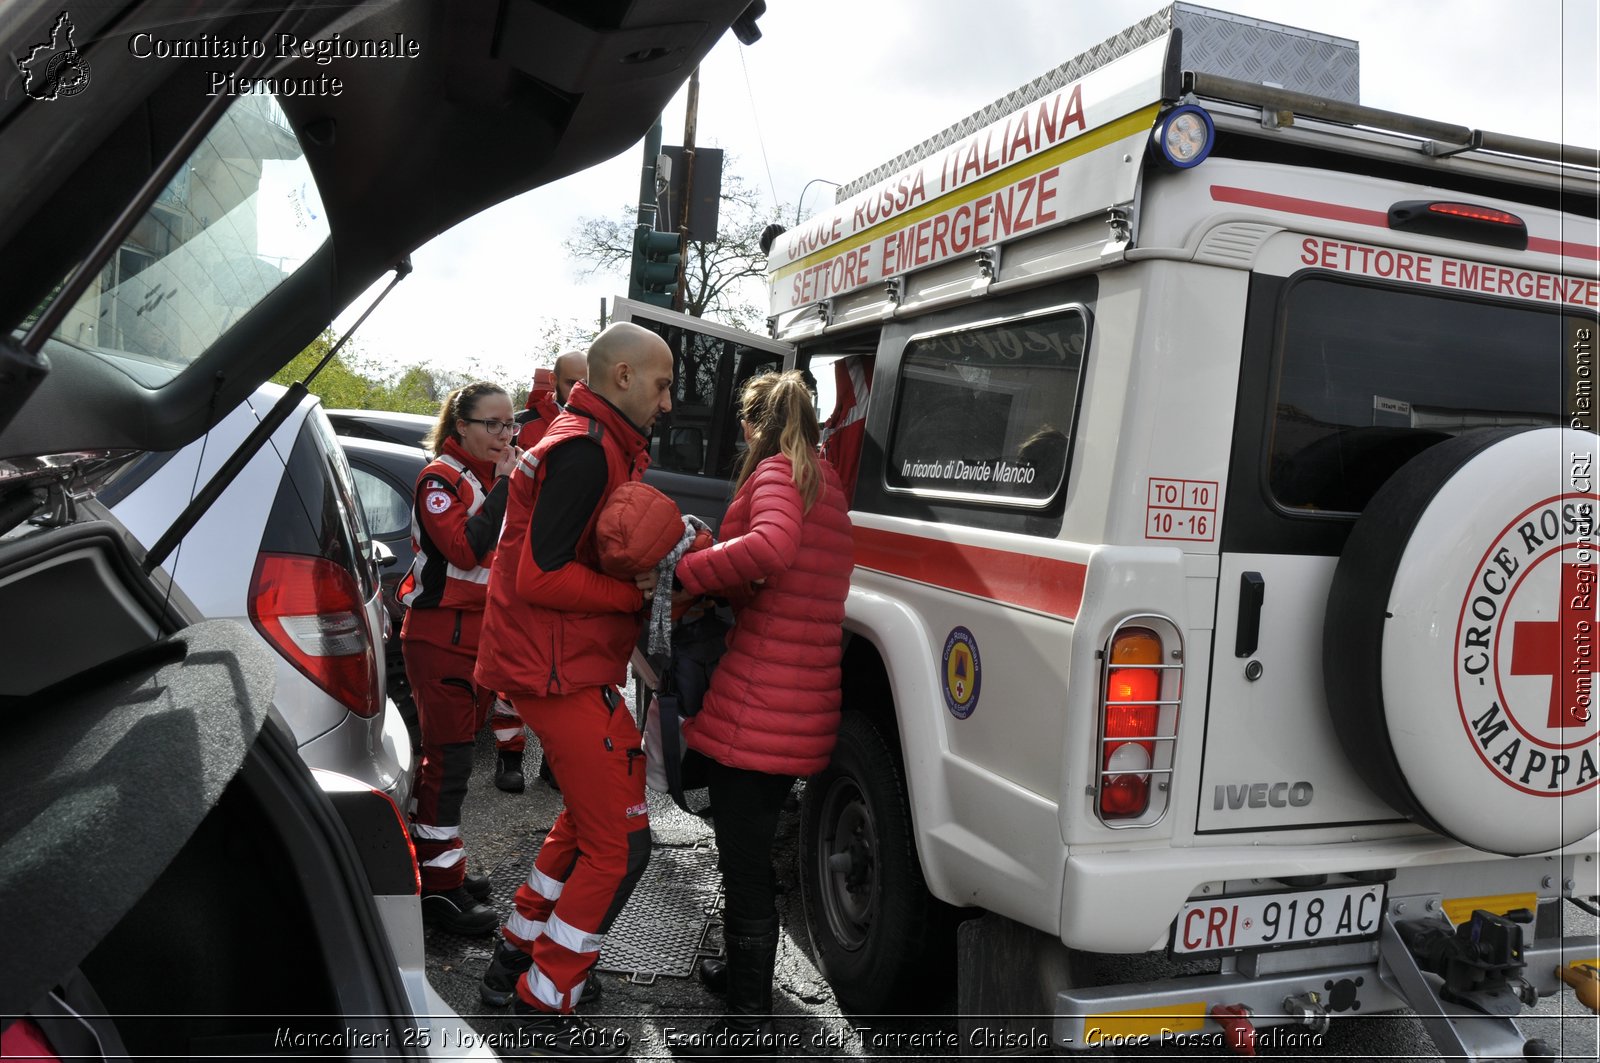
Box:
[1171,884,1386,955]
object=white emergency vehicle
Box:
[618,4,1599,1056]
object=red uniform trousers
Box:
[500,686,651,1013]
[405,608,492,891]
[490,696,526,754]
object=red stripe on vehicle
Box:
[853,526,1086,620]
[1212,185,1600,261]
[1210,185,1387,226]
[1527,236,1600,261]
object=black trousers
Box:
[706,759,796,928]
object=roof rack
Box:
[1185,71,1599,170]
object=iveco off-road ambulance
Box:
[617,4,1599,1056]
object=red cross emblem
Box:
[1510,562,1596,729]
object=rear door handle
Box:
[1235,571,1265,658]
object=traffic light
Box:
[633,227,680,308]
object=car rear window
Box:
[1269,277,1575,513]
[884,306,1086,505]
[263,409,376,601]
[44,95,328,369]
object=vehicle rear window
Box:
[884,306,1085,505]
[264,409,376,601]
[45,95,328,369]
[1270,277,1573,512]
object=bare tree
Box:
[564,166,783,331]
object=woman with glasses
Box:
[397,382,521,935]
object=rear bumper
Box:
[1052,923,1599,1050]
[1062,837,1600,953]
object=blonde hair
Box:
[734,370,823,511]
[422,381,508,457]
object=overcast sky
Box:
[331,0,1600,382]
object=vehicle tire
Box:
[799,711,941,1012]
[1323,426,1599,856]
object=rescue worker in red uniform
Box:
[515,349,587,449]
[475,323,674,1059]
[397,382,519,935]
[498,348,588,794]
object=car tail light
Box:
[250,552,379,718]
[1097,621,1182,824]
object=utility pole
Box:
[638,118,663,234]
[674,67,699,314]
[627,119,663,303]
[628,117,680,308]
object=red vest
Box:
[398,445,496,613]
[476,384,650,696]
[517,392,562,450]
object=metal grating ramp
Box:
[486,843,725,981]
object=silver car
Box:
[108,382,413,809]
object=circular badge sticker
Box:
[1453,494,1599,796]
[1353,427,1600,855]
[942,626,981,719]
[424,489,452,514]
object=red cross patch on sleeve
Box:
[424,489,452,514]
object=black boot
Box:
[495,749,525,793]
[480,938,533,1007]
[482,939,602,1009]
[695,956,727,996]
[504,998,628,1059]
[420,884,499,935]
[668,917,780,1057]
[463,868,492,902]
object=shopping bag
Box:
[643,688,710,809]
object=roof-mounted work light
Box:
[1149,104,1215,169]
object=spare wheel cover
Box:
[1324,426,1598,856]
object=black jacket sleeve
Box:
[463,476,509,560]
[528,439,609,572]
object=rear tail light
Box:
[1097,621,1181,824]
[250,552,379,718]
[1101,628,1161,818]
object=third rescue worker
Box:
[515,348,588,449]
[475,322,674,1060]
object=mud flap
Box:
[956,912,1073,1051]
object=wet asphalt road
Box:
[424,712,1599,1062]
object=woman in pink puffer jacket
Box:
[666,370,852,1057]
